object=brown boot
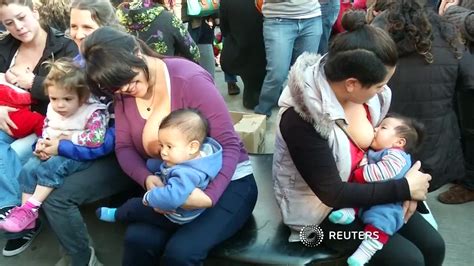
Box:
[227,83,240,95]
[437,184,474,204]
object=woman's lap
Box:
[319,212,445,265]
[123,174,258,265]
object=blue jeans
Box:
[255,16,322,116]
[225,72,238,83]
[20,156,92,194]
[318,0,340,54]
[0,131,36,208]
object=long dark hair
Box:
[81,26,163,96]
[324,10,398,88]
[385,0,463,63]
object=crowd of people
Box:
[0,0,472,265]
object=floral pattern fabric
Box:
[117,2,200,62]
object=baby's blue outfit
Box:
[145,137,222,224]
[361,149,411,235]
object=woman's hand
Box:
[181,188,212,210]
[402,200,418,223]
[438,0,460,16]
[145,175,164,191]
[405,161,431,201]
[0,106,18,135]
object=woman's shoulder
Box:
[164,57,210,79]
[45,27,78,55]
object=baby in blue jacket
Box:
[96,108,222,225]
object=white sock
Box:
[347,237,383,266]
[329,208,356,224]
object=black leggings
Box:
[319,212,445,265]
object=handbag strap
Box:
[335,119,364,152]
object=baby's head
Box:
[158,108,209,166]
[371,113,424,155]
[44,58,89,117]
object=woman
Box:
[34,0,133,265]
[220,0,266,109]
[116,0,200,62]
[372,0,474,192]
[438,0,474,203]
[0,0,77,257]
[273,10,444,265]
[81,26,258,265]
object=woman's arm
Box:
[179,72,242,207]
[167,12,200,62]
[114,97,152,188]
[281,108,412,209]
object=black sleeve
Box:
[280,108,411,209]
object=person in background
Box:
[0,0,77,257]
[116,0,200,62]
[437,0,474,204]
[254,0,323,117]
[33,0,71,32]
[318,0,340,54]
[220,0,266,108]
[372,0,474,192]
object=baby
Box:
[329,113,424,266]
[97,108,222,225]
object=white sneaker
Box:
[55,246,103,266]
[88,246,103,266]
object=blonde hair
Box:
[43,58,90,101]
[33,0,70,31]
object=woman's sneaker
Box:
[2,219,42,257]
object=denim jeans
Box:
[0,131,36,208]
[20,156,92,194]
[318,0,340,54]
[224,72,238,83]
[42,154,136,266]
[255,16,322,116]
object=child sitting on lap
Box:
[97,108,222,225]
[0,58,109,233]
[329,113,424,266]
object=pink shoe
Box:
[1,206,38,233]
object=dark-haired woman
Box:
[373,0,474,192]
[81,26,257,265]
[273,10,444,265]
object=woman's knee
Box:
[162,240,204,265]
[423,230,445,265]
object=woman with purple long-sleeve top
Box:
[81,26,258,265]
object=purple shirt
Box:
[114,57,249,205]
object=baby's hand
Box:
[359,156,368,166]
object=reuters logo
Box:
[299,225,324,247]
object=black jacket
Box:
[219,0,266,74]
[0,27,78,114]
[373,16,474,191]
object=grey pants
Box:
[42,154,135,266]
